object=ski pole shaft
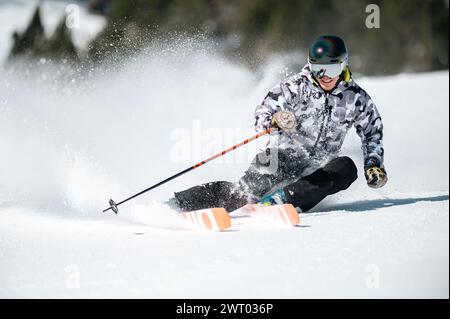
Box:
[103,128,272,213]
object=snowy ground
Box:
[0,38,448,297]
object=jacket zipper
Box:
[312,94,332,153]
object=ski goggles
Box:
[309,60,347,79]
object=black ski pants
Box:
[173,148,358,212]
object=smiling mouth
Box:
[320,77,333,84]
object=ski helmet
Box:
[308,35,348,79]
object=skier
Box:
[170,35,388,213]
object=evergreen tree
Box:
[41,15,79,61]
[9,6,45,58]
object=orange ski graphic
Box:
[244,204,300,226]
[181,208,231,231]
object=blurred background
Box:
[1,0,449,74]
[0,0,448,212]
[0,1,448,299]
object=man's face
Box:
[317,75,340,92]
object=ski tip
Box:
[210,208,232,231]
[181,208,231,231]
[281,204,300,226]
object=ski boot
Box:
[251,189,300,225]
[258,189,287,206]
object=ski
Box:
[240,204,300,226]
[179,204,299,231]
[180,208,231,231]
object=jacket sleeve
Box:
[354,90,385,167]
[254,79,298,132]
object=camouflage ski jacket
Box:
[254,65,384,169]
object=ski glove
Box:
[364,158,388,189]
[271,111,298,134]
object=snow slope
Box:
[0,40,448,298]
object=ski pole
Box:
[103,128,273,214]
